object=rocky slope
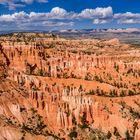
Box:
[0,33,140,140]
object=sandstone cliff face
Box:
[0,36,140,140]
[0,44,9,78]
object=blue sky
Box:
[0,0,140,31]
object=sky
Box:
[0,0,140,31]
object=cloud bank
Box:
[114,12,140,24]
[0,0,48,10]
[0,6,140,31]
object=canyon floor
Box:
[0,32,140,140]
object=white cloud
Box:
[0,0,48,9]
[48,7,77,20]
[21,0,34,4]
[114,12,140,24]
[21,0,48,4]
[79,6,113,24]
[0,7,113,27]
[0,6,140,31]
[93,19,110,24]
[79,7,113,19]
[50,7,67,16]
[0,8,74,31]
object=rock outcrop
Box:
[0,34,140,139]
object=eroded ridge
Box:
[0,33,140,140]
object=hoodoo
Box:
[0,32,140,140]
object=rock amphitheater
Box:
[0,33,140,140]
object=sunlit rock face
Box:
[0,47,7,78]
[0,62,4,78]
[0,33,140,140]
